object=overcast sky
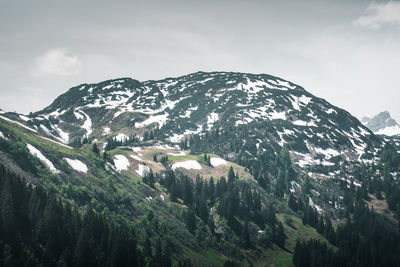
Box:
[0,0,399,121]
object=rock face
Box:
[361,111,400,136]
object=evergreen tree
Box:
[288,193,298,211]
[143,236,152,260]
[92,143,100,156]
[228,166,235,183]
[186,210,196,234]
[241,219,251,248]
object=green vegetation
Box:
[2,112,400,266]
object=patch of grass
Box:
[277,213,334,253]
[274,253,294,267]
[183,247,227,267]
[253,245,292,267]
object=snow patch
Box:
[292,120,317,127]
[132,147,144,156]
[207,112,219,128]
[80,111,92,137]
[168,133,185,143]
[376,125,400,136]
[0,131,7,140]
[299,95,312,105]
[269,111,286,120]
[103,127,111,135]
[114,155,130,172]
[27,144,60,174]
[135,113,168,128]
[19,115,31,121]
[64,158,88,173]
[172,160,202,170]
[74,110,84,120]
[130,155,142,161]
[314,147,340,159]
[54,125,69,143]
[113,110,123,118]
[326,108,337,114]
[167,151,186,156]
[114,133,128,142]
[136,164,150,176]
[309,196,322,213]
[210,157,227,167]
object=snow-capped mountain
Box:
[3,72,384,176]
[361,111,400,136]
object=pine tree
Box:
[162,236,173,267]
[143,131,149,141]
[92,143,100,156]
[316,216,325,234]
[209,177,215,202]
[241,219,251,248]
[186,209,196,233]
[73,228,91,267]
[183,178,193,206]
[169,182,178,202]
[275,222,286,248]
[288,194,298,211]
[2,244,15,267]
[154,238,163,266]
[143,236,152,259]
[149,130,155,140]
[208,216,215,234]
[144,170,155,188]
[228,166,235,183]
[302,175,311,195]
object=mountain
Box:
[16,72,383,168]
[361,111,400,136]
[1,71,399,266]
[1,71,389,214]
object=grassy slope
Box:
[0,117,332,266]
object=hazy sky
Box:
[0,0,399,121]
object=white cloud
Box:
[353,1,400,29]
[31,48,82,77]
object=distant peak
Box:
[362,111,400,136]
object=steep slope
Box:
[15,72,382,169]
[0,114,309,266]
[1,71,399,266]
[0,71,388,216]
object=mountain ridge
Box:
[2,71,384,174]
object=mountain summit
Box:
[361,111,400,136]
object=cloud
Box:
[31,48,82,77]
[353,1,400,29]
